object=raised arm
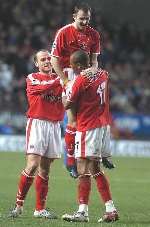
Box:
[50,56,67,83]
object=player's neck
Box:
[39,71,52,76]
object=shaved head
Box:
[70,50,89,69]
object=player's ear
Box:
[34,61,39,68]
[77,63,83,70]
[73,13,76,21]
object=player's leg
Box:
[101,126,115,169]
[35,157,52,212]
[89,127,119,222]
[64,109,78,178]
[65,109,76,159]
[63,68,78,177]
[34,157,57,219]
[62,158,90,222]
[9,154,40,218]
[9,118,42,218]
[33,121,61,219]
[76,158,91,218]
[89,160,118,222]
[62,130,93,222]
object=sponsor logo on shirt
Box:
[41,93,61,102]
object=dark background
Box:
[88,0,150,30]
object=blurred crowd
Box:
[0,0,150,115]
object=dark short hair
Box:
[73,2,91,14]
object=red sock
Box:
[94,172,112,203]
[65,125,76,156]
[78,176,91,205]
[16,170,34,206]
[35,174,49,211]
[65,125,76,166]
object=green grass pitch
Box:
[0,152,149,227]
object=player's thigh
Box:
[77,158,90,175]
[26,118,49,155]
[88,159,102,175]
[25,154,41,174]
[46,122,62,159]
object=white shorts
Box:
[26,118,62,158]
[75,126,111,159]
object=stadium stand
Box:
[0,0,150,137]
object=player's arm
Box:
[62,78,81,109]
[82,30,100,77]
[62,87,74,110]
[62,97,73,110]
[50,30,69,85]
[50,56,68,84]
[91,53,99,68]
[26,75,60,95]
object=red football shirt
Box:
[66,69,111,131]
[51,24,100,68]
[26,72,65,121]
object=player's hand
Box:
[62,80,73,106]
[67,165,78,179]
[101,157,116,169]
[60,78,69,88]
[81,67,98,79]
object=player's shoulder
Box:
[98,68,109,78]
[73,74,84,85]
[77,74,90,87]
[27,72,38,80]
[57,24,73,34]
[26,72,42,85]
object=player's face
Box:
[73,10,91,31]
[35,51,52,74]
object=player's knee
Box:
[89,159,102,175]
[67,121,76,128]
[77,158,89,175]
[77,166,90,176]
[25,165,38,175]
[25,161,39,175]
[92,170,104,178]
[39,169,49,179]
[78,173,91,179]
